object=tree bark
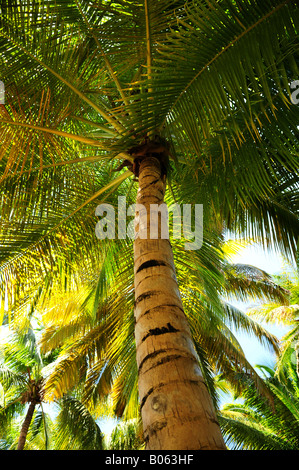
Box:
[17,401,36,450]
[134,155,226,450]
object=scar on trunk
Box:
[142,322,179,342]
[143,419,167,445]
[135,291,157,305]
[138,349,167,373]
[138,352,183,375]
[136,259,167,273]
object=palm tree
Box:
[0,0,298,449]
[219,361,299,450]
[0,325,107,450]
[0,327,54,450]
[246,263,299,379]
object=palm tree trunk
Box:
[17,401,36,450]
[134,155,226,450]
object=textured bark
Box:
[17,400,36,450]
[134,155,226,450]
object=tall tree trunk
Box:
[17,401,36,450]
[134,155,226,450]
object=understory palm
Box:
[0,328,53,449]
[0,0,299,449]
[0,327,107,450]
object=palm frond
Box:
[53,395,104,450]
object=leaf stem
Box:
[0,119,106,147]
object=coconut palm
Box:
[0,0,299,449]
[0,325,107,450]
[0,327,54,450]
[219,360,299,450]
[247,263,299,379]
